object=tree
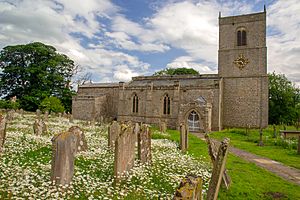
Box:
[0,42,76,112]
[153,67,199,76]
[269,72,300,125]
[39,96,64,113]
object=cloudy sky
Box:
[0,0,299,86]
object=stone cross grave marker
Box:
[114,123,136,181]
[0,114,7,153]
[205,134,231,190]
[180,123,188,152]
[138,124,152,163]
[33,119,48,136]
[160,121,167,133]
[206,138,230,200]
[108,121,121,148]
[68,126,88,152]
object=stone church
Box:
[72,9,268,132]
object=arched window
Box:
[163,94,170,115]
[237,29,247,46]
[132,94,138,113]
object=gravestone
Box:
[138,124,152,163]
[205,134,231,190]
[207,138,230,200]
[44,111,49,121]
[58,113,62,118]
[33,119,48,135]
[114,123,136,181]
[6,110,15,122]
[51,131,77,186]
[69,114,74,123]
[108,121,121,148]
[160,121,167,133]
[0,115,7,153]
[36,109,41,119]
[174,175,202,200]
[180,123,188,152]
[68,126,88,152]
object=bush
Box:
[39,96,64,113]
[0,99,20,110]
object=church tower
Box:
[218,9,268,129]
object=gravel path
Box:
[191,132,300,186]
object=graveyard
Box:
[0,111,299,199]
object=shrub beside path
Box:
[191,132,300,186]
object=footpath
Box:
[191,132,300,186]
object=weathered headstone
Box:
[108,121,121,148]
[207,138,230,200]
[114,123,136,181]
[0,115,7,153]
[36,109,41,119]
[69,114,74,123]
[33,119,48,135]
[51,131,77,186]
[68,126,88,152]
[205,134,231,190]
[160,121,167,133]
[6,110,15,121]
[44,110,49,121]
[174,175,203,200]
[138,124,151,163]
[180,123,188,152]
[63,111,68,118]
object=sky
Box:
[0,0,299,87]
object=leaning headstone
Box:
[33,119,48,135]
[51,131,77,186]
[174,175,202,200]
[36,109,41,119]
[138,124,152,163]
[180,123,188,152]
[68,126,88,152]
[205,134,231,190]
[0,115,7,153]
[114,123,136,181]
[108,121,121,148]
[207,138,230,200]
[160,121,167,133]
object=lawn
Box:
[208,126,300,169]
[151,127,300,199]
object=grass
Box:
[208,126,300,169]
[151,127,300,200]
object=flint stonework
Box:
[114,123,136,181]
[0,115,7,153]
[138,124,152,163]
[207,138,230,200]
[51,131,77,186]
[108,121,121,148]
[174,175,203,200]
[180,123,188,152]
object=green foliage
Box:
[269,72,300,125]
[0,99,20,110]
[39,96,64,113]
[0,42,76,112]
[153,67,199,76]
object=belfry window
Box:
[163,94,170,115]
[237,29,247,46]
[132,94,138,113]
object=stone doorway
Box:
[188,111,200,132]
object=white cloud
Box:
[113,65,139,82]
[267,0,300,87]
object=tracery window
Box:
[237,29,247,46]
[132,93,138,113]
[163,94,170,115]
